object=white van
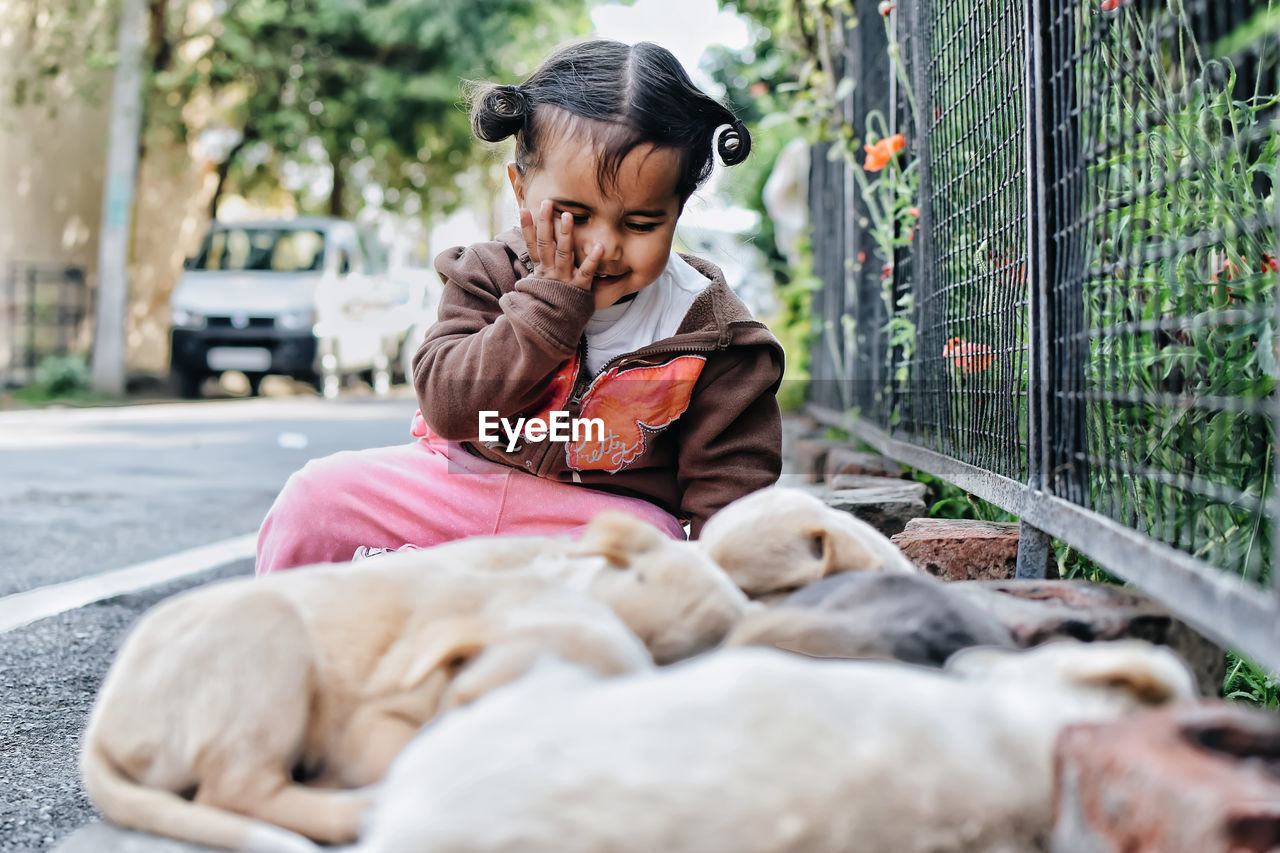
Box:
[169,217,426,398]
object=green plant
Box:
[908,469,1016,522]
[32,354,91,397]
[1084,1,1278,583]
[1224,651,1280,707]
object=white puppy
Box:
[358,640,1196,853]
[81,560,650,853]
[394,510,750,663]
[699,486,919,596]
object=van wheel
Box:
[315,339,341,399]
[372,352,391,397]
[173,366,206,400]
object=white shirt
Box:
[582,252,709,376]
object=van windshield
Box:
[192,228,326,273]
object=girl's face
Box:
[509,131,684,310]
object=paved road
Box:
[0,388,420,851]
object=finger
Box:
[535,200,554,269]
[572,243,605,290]
[518,207,535,259]
[555,212,575,277]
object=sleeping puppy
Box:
[699,486,919,597]
[81,557,650,852]
[724,571,1015,665]
[357,640,1197,853]
[395,510,751,664]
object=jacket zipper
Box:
[568,336,721,406]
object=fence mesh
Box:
[910,0,1031,481]
[808,0,1279,590]
[1046,0,1279,584]
[0,264,91,387]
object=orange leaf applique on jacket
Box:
[566,355,707,473]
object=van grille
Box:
[206,316,276,329]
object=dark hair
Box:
[469,39,750,201]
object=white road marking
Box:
[0,534,258,634]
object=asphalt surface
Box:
[0,385,420,852]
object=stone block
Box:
[828,473,924,493]
[823,447,906,481]
[1052,702,1280,853]
[891,518,1021,581]
[823,485,927,537]
[949,579,1225,697]
[790,437,848,483]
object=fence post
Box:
[1015,0,1055,579]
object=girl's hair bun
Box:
[472,84,529,143]
[716,119,751,166]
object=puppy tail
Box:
[80,737,320,853]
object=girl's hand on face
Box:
[520,200,605,292]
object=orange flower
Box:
[863,134,906,172]
[908,206,920,217]
[1211,258,1240,283]
[942,337,995,374]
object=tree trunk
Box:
[329,157,345,218]
[148,0,171,74]
[208,136,249,221]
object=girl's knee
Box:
[273,450,364,515]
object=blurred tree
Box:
[6,0,595,219]
[151,0,594,218]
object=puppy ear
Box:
[1053,642,1198,704]
[369,617,489,694]
[575,511,663,567]
[820,522,884,575]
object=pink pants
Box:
[255,428,685,575]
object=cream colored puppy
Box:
[81,557,650,852]
[402,511,751,664]
[699,486,918,597]
[357,640,1196,853]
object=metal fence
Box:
[806,0,1280,671]
[0,263,92,387]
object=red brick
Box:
[891,518,1021,581]
[1053,702,1280,852]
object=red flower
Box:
[863,134,906,172]
[748,82,769,98]
[857,251,867,264]
[942,337,995,374]
[1263,254,1278,274]
[907,206,920,218]
[1099,0,1128,10]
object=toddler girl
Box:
[256,39,783,574]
